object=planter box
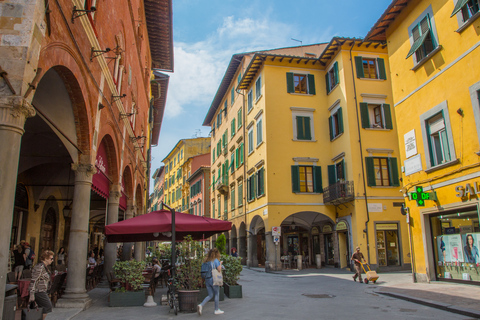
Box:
[198,286,224,302]
[224,283,242,298]
[109,291,145,307]
[178,290,199,313]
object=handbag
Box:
[211,262,223,286]
[22,302,43,320]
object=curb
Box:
[377,291,480,319]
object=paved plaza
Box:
[39,267,480,320]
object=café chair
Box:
[106,271,121,292]
[21,269,32,279]
[7,272,17,284]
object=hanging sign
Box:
[322,225,332,233]
[408,186,437,206]
[272,227,281,236]
[336,221,347,231]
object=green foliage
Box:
[113,260,146,291]
[215,234,226,254]
[221,254,242,285]
[175,235,205,290]
[146,242,172,263]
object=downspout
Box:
[349,43,371,263]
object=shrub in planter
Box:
[215,234,226,254]
[110,260,146,307]
[221,254,243,298]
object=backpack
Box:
[27,249,35,261]
[201,262,212,279]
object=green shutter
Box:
[238,183,243,206]
[291,166,300,193]
[340,159,345,180]
[247,177,251,201]
[383,104,393,129]
[377,58,387,80]
[338,107,344,134]
[325,73,330,94]
[355,56,364,78]
[360,103,370,128]
[304,117,312,140]
[307,74,316,95]
[231,88,235,105]
[230,153,235,172]
[260,168,264,195]
[313,166,323,193]
[231,188,235,210]
[235,148,239,168]
[328,165,336,186]
[333,62,339,86]
[406,31,429,59]
[240,143,244,164]
[440,130,451,162]
[286,72,294,93]
[451,0,469,16]
[296,116,304,140]
[388,158,400,187]
[252,174,256,199]
[328,116,334,141]
[365,157,376,187]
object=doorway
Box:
[338,232,349,268]
[324,233,335,265]
[41,208,57,252]
[376,229,400,266]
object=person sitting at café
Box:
[231,247,238,257]
[13,244,25,281]
[29,250,55,320]
[151,258,162,294]
[88,252,97,267]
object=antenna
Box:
[291,38,303,46]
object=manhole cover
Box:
[302,294,335,299]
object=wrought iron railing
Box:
[215,175,229,194]
[323,181,354,205]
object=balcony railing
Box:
[323,181,354,205]
[215,175,229,194]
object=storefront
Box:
[323,224,335,266]
[375,222,401,267]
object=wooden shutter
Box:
[360,103,370,128]
[286,72,294,93]
[240,143,244,164]
[235,148,239,168]
[387,158,400,187]
[247,177,251,200]
[355,56,364,78]
[304,117,312,140]
[333,62,339,86]
[291,166,300,193]
[296,116,305,140]
[365,157,376,186]
[328,116,334,141]
[377,58,387,80]
[328,165,336,186]
[257,168,264,196]
[307,74,316,95]
[325,73,330,94]
[313,166,323,193]
[338,107,344,134]
[383,104,393,129]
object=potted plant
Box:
[221,254,243,298]
[109,260,146,307]
[175,235,204,312]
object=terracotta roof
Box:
[151,71,169,145]
[365,0,410,41]
[318,37,387,66]
[144,0,174,71]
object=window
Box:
[256,167,265,197]
[256,115,263,146]
[212,147,215,163]
[406,9,439,64]
[420,101,456,169]
[235,143,244,168]
[231,119,236,138]
[231,186,235,210]
[328,160,345,185]
[354,57,387,80]
[180,150,183,159]
[238,181,243,206]
[365,157,399,187]
[360,103,393,129]
[296,116,312,140]
[291,165,322,193]
[325,62,339,94]
[247,174,256,201]
[237,108,243,129]
[248,127,254,154]
[217,112,222,128]
[255,76,262,101]
[237,73,242,85]
[451,0,480,24]
[231,88,235,105]
[286,73,316,94]
[247,90,253,112]
[212,200,215,218]
[230,152,235,173]
[199,201,202,216]
[329,107,344,140]
[217,141,221,157]
[224,100,227,112]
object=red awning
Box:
[92,140,110,199]
[119,192,127,211]
[104,209,232,243]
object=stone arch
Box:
[122,165,133,199]
[249,215,265,234]
[97,134,119,185]
[135,184,143,215]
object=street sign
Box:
[272,226,281,236]
[273,236,280,244]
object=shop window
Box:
[286,73,316,94]
[354,56,387,80]
[291,165,322,193]
[376,226,400,266]
[360,103,393,129]
[329,107,344,140]
[365,157,399,187]
[325,62,339,94]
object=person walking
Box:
[351,246,366,283]
[198,248,224,315]
[28,250,55,320]
[57,247,66,266]
[24,242,34,269]
[13,244,25,281]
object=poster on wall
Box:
[461,233,480,264]
[437,234,464,263]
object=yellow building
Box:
[366,0,480,283]
[162,138,210,212]
[203,42,409,271]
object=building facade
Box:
[0,0,173,311]
[150,166,165,211]
[367,0,480,283]
[185,153,211,217]
[204,42,409,271]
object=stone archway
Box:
[238,223,246,265]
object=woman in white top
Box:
[57,247,66,265]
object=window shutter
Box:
[440,130,451,162]
[291,166,300,193]
[365,157,376,186]
[340,159,345,180]
[307,74,316,95]
[252,173,257,199]
[328,165,336,186]
[360,103,370,128]
[328,116,334,141]
[387,158,400,187]
[313,166,323,193]
[231,88,235,105]
[325,73,330,94]
[240,143,244,164]
[338,107,344,134]
[377,58,387,80]
[235,148,239,168]
[246,177,250,200]
[257,168,264,196]
[231,188,235,210]
[355,56,364,78]
[286,73,294,93]
[333,62,339,86]
[296,116,305,140]
[383,104,393,129]
[304,117,312,140]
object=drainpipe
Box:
[349,43,371,264]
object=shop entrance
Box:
[338,232,349,268]
[376,226,400,266]
[324,233,335,265]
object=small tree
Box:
[113,260,146,291]
[175,235,205,290]
[215,234,226,254]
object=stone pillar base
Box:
[55,296,92,310]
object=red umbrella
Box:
[104,209,232,243]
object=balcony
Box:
[222,147,228,155]
[323,181,354,205]
[215,176,229,194]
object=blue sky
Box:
[150,0,390,188]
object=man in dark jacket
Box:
[351,246,366,283]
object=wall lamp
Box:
[130,135,146,142]
[112,94,127,103]
[90,47,112,62]
[72,6,96,23]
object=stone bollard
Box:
[296,255,302,270]
[316,254,322,269]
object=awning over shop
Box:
[92,140,110,199]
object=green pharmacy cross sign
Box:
[408,186,437,206]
